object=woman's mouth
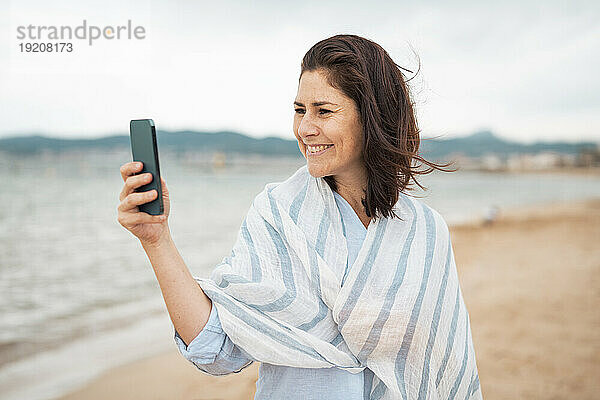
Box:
[306,144,334,156]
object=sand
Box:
[56,197,600,400]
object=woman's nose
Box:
[298,113,319,137]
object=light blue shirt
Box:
[174,190,374,399]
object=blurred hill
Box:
[419,130,596,160]
[0,129,597,166]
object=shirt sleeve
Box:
[174,302,255,376]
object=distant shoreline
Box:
[2,147,598,176]
[1,129,598,173]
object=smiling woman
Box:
[293,36,457,227]
[125,33,481,400]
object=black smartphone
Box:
[129,119,164,215]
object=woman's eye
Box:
[294,108,331,115]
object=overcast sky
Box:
[0,0,598,144]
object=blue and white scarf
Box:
[197,165,482,399]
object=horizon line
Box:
[0,129,597,146]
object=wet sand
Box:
[56,197,600,400]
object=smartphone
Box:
[129,119,164,215]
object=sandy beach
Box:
[56,197,600,400]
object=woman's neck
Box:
[331,165,371,228]
[334,186,371,229]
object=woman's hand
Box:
[117,161,171,246]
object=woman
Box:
[118,34,482,399]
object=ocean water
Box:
[1,149,599,400]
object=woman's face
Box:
[293,69,365,182]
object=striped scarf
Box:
[197,165,482,399]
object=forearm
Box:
[141,233,212,346]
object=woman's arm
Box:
[141,233,211,346]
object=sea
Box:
[1,149,599,400]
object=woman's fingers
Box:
[117,162,166,232]
[120,161,142,181]
[118,189,158,212]
[119,162,144,201]
[119,172,153,202]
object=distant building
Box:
[447,152,479,170]
[577,146,600,167]
[480,153,504,171]
[506,151,577,171]
[212,151,227,168]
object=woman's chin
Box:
[306,163,331,179]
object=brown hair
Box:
[300,34,457,221]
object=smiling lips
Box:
[306,144,334,155]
